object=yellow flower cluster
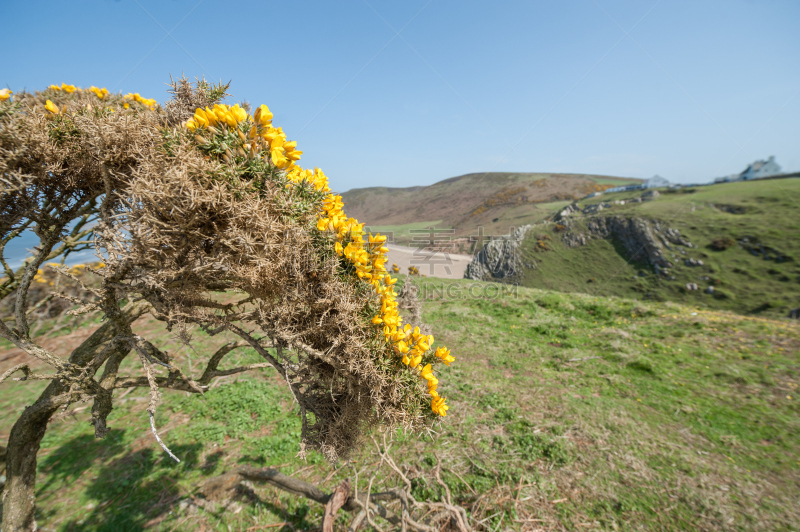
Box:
[39,84,145,114]
[2,84,114,106]
[32,263,104,286]
[185,103,302,170]
[316,196,454,416]
[47,83,109,100]
[48,83,79,93]
[89,86,109,99]
[33,268,50,285]
[184,99,453,416]
[123,93,157,109]
[285,167,331,193]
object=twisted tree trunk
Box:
[3,382,67,531]
[1,309,142,532]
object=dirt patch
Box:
[0,324,102,373]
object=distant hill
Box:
[469,178,800,318]
[341,172,642,241]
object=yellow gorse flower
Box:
[36,83,162,114]
[186,103,305,172]
[254,104,273,126]
[286,167,330,192]
[0,88,12,102]
[316,193,453,415]
[31,262,101,287]
[183,98,454,417]
[431,395,449,417]
[89,86,109,99]
[434,346,455,366]
[123,93,157,109]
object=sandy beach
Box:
[385,244,473,279]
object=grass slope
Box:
[341,172,642,243]
[1,277,798,530]
[518,178,800,319]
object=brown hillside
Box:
[341,172,642,236]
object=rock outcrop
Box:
[584,217,671,269]
[469,212,695,281]
[464,225,532,281]
[582,202,610,215]
[737,236,791,262]
[553,203,579,222]
[562,232,587,248]
[574,216,694,272]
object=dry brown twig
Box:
[195,438,472,532]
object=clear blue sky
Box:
[2,0,799,190]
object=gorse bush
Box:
[0,78,454,530]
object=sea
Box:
[4,229,105,270]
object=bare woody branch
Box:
[197,460,472,532]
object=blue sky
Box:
[2,0,799,191]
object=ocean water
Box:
[4,229,104,270]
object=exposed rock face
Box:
[582,202,610,215]
[654,223,693,249]
[583,216,693,271]
[553,203,579,222]
[470,214,694,280]
[464,225,532,281]
[562,232,587,248]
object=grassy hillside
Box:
[342,172,642,243]
[1,277,798,530]
[516,178,800,319]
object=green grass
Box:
[1,278,798,530]
[362,219,445,243]
[518,178,800,318]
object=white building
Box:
[643,175,670,188]
[715,156,782,183]
[604,175,668,194]
[739,156,781,180]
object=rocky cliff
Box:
[464,225,533,281]
[567,216,693,273]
